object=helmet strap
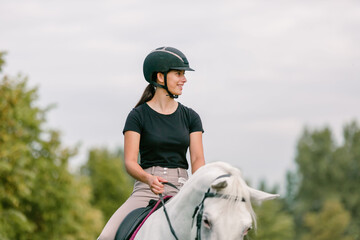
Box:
[149,72,178,99]
[164,72,179,99]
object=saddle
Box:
[115,196,172,240]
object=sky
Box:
[1,0,359,192]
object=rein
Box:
[160,182,180,240]
[160,174,244,240]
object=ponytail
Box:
[135,84,155,108]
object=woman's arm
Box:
[189,131,205,174]
[124,131,166,194]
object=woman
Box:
[98,46,205,240]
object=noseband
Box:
[160,174,245,240]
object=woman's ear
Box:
[157,72,165,84]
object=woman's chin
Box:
[173,90,182,96]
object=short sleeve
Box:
[189,108,204,133]
[123,108,142,134]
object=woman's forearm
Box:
[125,160,151,184]
[191,157,205,174]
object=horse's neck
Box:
[167,167,227,218]
[134,163,233,239]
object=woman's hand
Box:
[147,175,168,194]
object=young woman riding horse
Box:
[98,47,205,240]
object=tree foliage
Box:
[301,199,351,240]
[0,53,103,239]
[291,122,360,239]
[81,147,133,222]
[248,199,295,240]
[248,181,295,240]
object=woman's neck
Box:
[147,89,178,115]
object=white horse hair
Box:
[134,162,279,240]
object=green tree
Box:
[301,199,351,240]
[248,181,295,240]
[248,200,295,240]
[335,121,360,238]
[81,147,133,222]
[284,170,298,212]
[291,122,360,239]
[0,52,103,239]
[0,52,6,72]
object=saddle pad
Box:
[115,196,172,240]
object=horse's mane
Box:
[171,162,257,230]
[205,162,257,229]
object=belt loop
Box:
[151,166,155,175]
[177,168,180,176]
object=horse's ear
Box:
[247,187,280,203]
[211,178,228,190]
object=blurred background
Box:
[1,0,359,239]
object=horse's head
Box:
[195,163,279,240]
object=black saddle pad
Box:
[115,197,171,240]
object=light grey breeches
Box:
[97,166,188,240]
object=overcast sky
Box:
[1,0,359,191]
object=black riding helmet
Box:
[143,47,194,98]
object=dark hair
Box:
[135,83,156,108]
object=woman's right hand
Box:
[147,175,167,195]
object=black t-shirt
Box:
[123,102,203,169]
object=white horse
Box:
[134,162,279,240]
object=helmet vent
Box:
[151,47,184,62]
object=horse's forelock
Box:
[192,162,258,229]
[213,165,257,230]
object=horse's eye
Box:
[203,218,211,229]
[243,226,253,236]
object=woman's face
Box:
[159,70,187,96]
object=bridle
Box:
[160,174,246,240]
[191,174,246,240]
